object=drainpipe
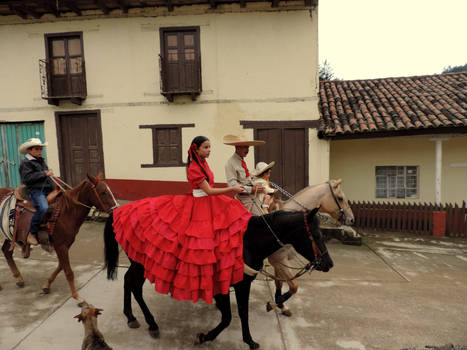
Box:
[434,139,442,204]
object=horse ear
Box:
[92,308,103,317]
[87,173,98,185]
[74,313,84,322]
[333,179,342,187]
[97,171,104,181]
[310,206,320,216]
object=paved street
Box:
[1,220,467,350]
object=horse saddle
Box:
[0,187,61,249]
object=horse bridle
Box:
[88,181,119,213]
[258,209,326,283]
[327,181,345,223]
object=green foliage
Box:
[442,63,467,73]
[319,59,336,81]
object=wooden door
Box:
[255,128,308,197]
[56,111,104,186]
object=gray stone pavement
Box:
[1,220,467,350]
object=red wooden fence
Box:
[349,201,467,238]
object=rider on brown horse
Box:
[18,138,54,246]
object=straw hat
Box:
[19,138,48,154]
[252,161,275,177]
[223,134,265,147]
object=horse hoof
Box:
[266,302,273,312]
[77,300,86,307]
[128,320,140,329]
[148,327,160,338]
[281,308,292,317]
[41,287,50,294]
[195,333,206,345]
[16,281,25,288]
[248,340,260,349]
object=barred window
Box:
[375,166,418,199]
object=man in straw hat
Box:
[18,138,54,246]
[223,134,265,215]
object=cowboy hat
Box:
[19,138,48,154]
[223,134,265,147]
[252,161,275,177]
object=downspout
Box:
[435,139,442,204]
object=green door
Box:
[0,123,46,188]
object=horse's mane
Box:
[58,180,89,212]
[248,210,298,228]
[283,181,330,204]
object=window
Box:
[159,26,201,102]
[140,124,194,167]
[40,32,86,105]
[375,166,418,199]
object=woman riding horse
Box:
[104,136,334,349]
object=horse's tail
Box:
[104,211,119,280]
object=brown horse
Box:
[0,173,117,304]
[266,179,354,316]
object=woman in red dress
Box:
[113,136,252,304]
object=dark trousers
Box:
[29,189,51,234]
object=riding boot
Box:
[27,232,39,246]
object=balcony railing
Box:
[39,59,87,105]
[159,55,202,102]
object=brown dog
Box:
[74,302,113,350]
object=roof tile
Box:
[319,72,467,137]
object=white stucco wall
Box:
[329,135,467,205]
[0,4,324,186]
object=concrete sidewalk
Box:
[1,221,467,350]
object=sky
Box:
[318,0,467,80]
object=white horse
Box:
[266,179,354,316]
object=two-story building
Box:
[0,0,325,200]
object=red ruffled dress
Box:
[113,160,252,304]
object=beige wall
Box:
[0,4,324,186]
[329,135,467,205]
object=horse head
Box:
[85,172,119,213]
[320,179,354,226]
[275,207,334,273]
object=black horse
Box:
[104,207,333,349]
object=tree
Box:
[442,63,467,74]
[319,60,337,81]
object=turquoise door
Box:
[0,123,46,188]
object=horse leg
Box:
[234,275,259,350]
[54,245,84,305]
[2,240,24,287]
[274,278,297,317]
[195,293,232,345]
[125,261,159,338]
[42,265,62,294]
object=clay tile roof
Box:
[318,72,467,138]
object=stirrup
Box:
[37,231,50,245]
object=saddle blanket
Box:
[0,193,16,241]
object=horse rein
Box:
[50,176,118,213]
[271,180,346,224]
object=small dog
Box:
[75,302,113,350]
